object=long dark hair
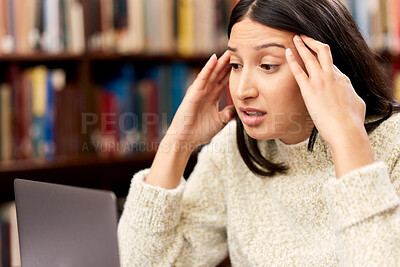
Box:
[228,0,400,177]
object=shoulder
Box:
[368,112,400,166]
[369,112,400,143]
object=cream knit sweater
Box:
[118,113,400,266]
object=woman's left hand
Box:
[285,34,374,178]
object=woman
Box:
[118,0,400,265]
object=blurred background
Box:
[0,0,399,266]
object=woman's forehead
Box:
[229,19,293,48]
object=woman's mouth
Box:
[239,107,267,126]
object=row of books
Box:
[0,62,232,161]
[0,0,238,56]
[90,62,232,157]
[341,0,400,54]
[2,0,400,56]
[1,65,83,161]
[86,0,239,55]
[0,0,85,55]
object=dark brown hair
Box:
[228,0,400,177]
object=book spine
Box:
[126,0,144,53]
[44,71,55,159]
[177,0,194,55]
[31,66,48,159]
[0,84,12,161]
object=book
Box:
[0,202,21,267]
[103,64,136,155]
[43,0,61,53]
[69,0,85,54]
[100,0,115,51]
[0,84,12,161]
[177,0,195,55]
[0,215,8,267]
[145,0,162,53]
[171,62,189,117]
[126,0,145,53]
[30,65,48,159]
[98,89,120,157]
[43,70,56,159]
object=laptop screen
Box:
[14,179,120,267]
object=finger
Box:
[209,50,231,83]
[299,35,334,74]
[285,48,312,90]
[212,68,230,101]
[219,105,235,125]
[333,64,343,75]
[191,54,218,90]
[293,35,322,77]
[215,62,231,84]
[216,59,232,82]
[333,64,353,86]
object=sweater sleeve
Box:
[117,143,229,266]
[323,150,400,265]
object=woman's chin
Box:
[243,126,277,141]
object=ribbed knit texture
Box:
[118,113,400,266]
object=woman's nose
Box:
[235,71,259,101]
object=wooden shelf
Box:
[0,52,85,62]
[0,152,155,173]
[0,48,208,202]
[86,52,213,62]
[0,51,215,63]
[0,152,198,202]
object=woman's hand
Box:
[146,52,234,189]
[285,34,374,177]
[164,51,235,152]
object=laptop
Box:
[14,179,120,267]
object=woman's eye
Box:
[260,64,278,71]
[229,63,242,70]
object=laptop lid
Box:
[14,179,120,267]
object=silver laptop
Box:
[14,179,120,267]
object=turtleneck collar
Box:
[272,134,334,173]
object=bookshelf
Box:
[0,51,213,203]
[0,0,233,262]
[0,0,237,205]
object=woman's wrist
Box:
[160,135,198,157]
[145,136,195,189]
[328,124,374,178]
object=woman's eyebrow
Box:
[254,43,286,50]
[227,43,286,52]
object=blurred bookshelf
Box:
[0,0,237,262]
[0,0,237,208]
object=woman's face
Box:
[228,18,313,144]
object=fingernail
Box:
[294,35,302,42]
[286,48,293,56]
[209,53,217,61]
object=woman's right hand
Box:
[146,52,233,189]
[164,51,235,151]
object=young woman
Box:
[118,0,400,265]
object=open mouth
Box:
[243,111,266,116]
[240,108,267,126]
